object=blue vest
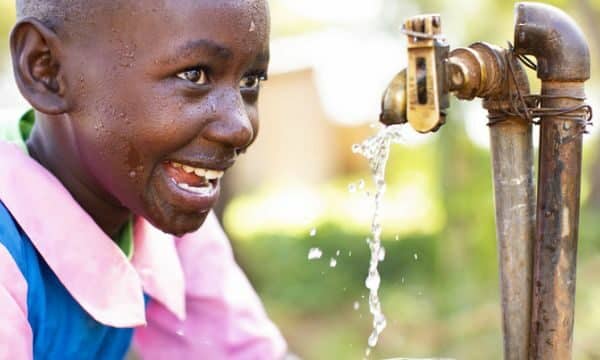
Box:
[0,202,134,360]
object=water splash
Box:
[353,124,406,353]
[307,248,322,260]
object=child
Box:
[0,0,288,358]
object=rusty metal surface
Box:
[514,2,590,82]
[489,117,535,360]
[483,47,534,360]
[512,3,590,359]
[530,82,585,360]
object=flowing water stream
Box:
[353,123,407,356]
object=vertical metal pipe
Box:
[450,41,536,359]
[489,116,535,360]
[530,82,585,359]
[512,3,590,358]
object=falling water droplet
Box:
[352,144,361,154]
[354,124,405,353]
[310,228,317,237]
[378,247,385,261]
[307,248,322,260]
[353,301,360,310]
[349,251,352,257]
[330,258,337,268]
[348,183,357,193]
[414,253,419,260]
[336,250,341,256]
[358,179,365,189]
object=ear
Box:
[10,17,70,114]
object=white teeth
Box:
[205,170,223,180]
[182,165,195,173]
[170,161,224,180]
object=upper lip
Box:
[166,157,236,172]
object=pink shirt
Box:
[0,141,287,359]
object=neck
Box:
[26,114,130,238]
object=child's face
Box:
[61,0,269,234]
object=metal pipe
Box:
[450,42,535,360]
[489,115,535,360]
[513,3,591,359]
[484,47,535,360]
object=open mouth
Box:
[163,161,224,196]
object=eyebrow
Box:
[161,39,233,65]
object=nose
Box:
[201,90,254,150]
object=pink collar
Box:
[0,141,185,327]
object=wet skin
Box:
[11,0,270,236]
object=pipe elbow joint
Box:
[514,2,590,82]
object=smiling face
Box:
[55,0,270,234]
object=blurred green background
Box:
[2,0,600,359]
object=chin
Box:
[139,197,210,236]
[151,210,210,236]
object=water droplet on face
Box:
[129,171,136,178]
[329,258,337,268]
[211,103,216,113]
[176,329,185,336]
[249,21,256,32]
[310,228,317,237]
[307,248,322,260]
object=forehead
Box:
[90,0,269,64]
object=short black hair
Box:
[17,0,67,28]
[16,0,108,31]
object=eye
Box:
[240,74,266,90]
[176,67,209,85]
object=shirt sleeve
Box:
[133,212,287,360]
[0,243,33,360]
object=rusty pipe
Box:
[482,46,534,360]
[449,42,535,360]
[513,3,591,359]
